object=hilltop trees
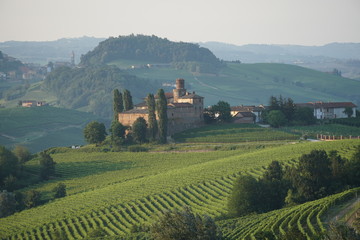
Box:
[80,35,223,74]
[84,121,107,145]
[157,89,168,144]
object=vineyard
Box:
[219,187,360,239]
[0,139,359,239]
[282,124,360,139]
[173,124,299,143]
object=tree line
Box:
[83,88,169,149]
[0,146,66,218]
[228,146,360,217]
[43,65,158,118]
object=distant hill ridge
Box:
[80,34,223,73]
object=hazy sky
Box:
[1,0,359,46]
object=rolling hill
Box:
[0,106,104,153]
[0,138,359,239]
[125,61,360,107]
[2,35,360,118]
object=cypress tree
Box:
[113,89,123,121]
[123,89,133,111]
[146,93,158,140]
[156,89,168,143]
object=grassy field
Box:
[127,62,360,106]
[0,106,102,152]
[173,123,299,143]
[1,139,359,239]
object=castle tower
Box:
[173,78,186,103]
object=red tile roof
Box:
[296,102,357,108]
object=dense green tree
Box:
[12,145,31,163]
[290,150,332,201]
[268,95,280,111]
[329,151,346,189]
[0,146,18,185]
[123,89,134,111]
[110,121,126,146]
[83,121,107,145]
[132,117,147,144]
[113,89,123,120]
[0,191,16,218]
[156,89,168,144]
[345,145,360,186]
[210,100,232,123]
[343,106,354,118]
[282,97,296,121]
[39,151,56,180]
[52,183,66,199]
[24,190,41,209]
[293,107,316,125]
[203,107,216,124]
[146,93,158,141]
[228,175,261,216]
[263,160,283,181]
[267,110,287,128]
[3,175,18,191]
[151,207,221,240]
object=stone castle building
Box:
[118,78,204,135]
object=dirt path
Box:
[193,76,219,90]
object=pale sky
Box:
[1,0,359,46]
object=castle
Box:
[118,79,204,135]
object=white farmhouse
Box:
[296,102,357,119]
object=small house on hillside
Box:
[21,100,46,107]
[230,105,265,123]
[296,102,357,119]
[233,112,256,124]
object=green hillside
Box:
[127,62,360,106]
[219,187,360,239]
[0,139,359,239]
[0,106,102,152]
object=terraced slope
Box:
[0,140,359,239]
[219,187,360,240]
